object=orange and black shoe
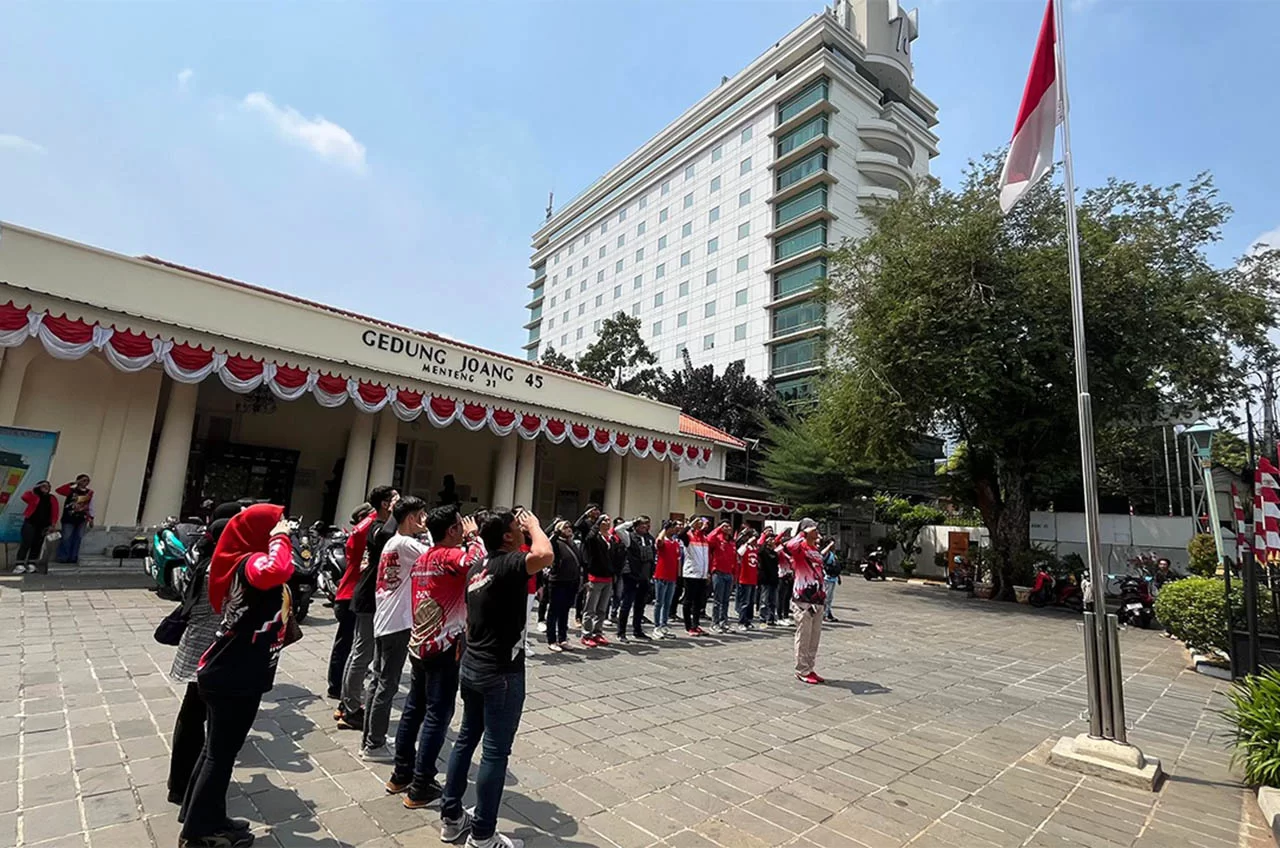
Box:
[402,780,443,809]
[335,707,364,731]
[385,772,412,794]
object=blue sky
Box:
[1,0,1276,358]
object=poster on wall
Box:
[0,426,60,544]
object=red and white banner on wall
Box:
[0,302,714,467]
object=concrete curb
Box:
[1256,787,1280,845]
[1191,652,1233,680]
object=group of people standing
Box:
[11,474,95,572]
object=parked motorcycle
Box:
[287,517,318,622]
[1116,574,1155,628]
[860,549,887,581]
[1028,566,1083,612]
[312,521,350,604]
[144,516,204,600]
[947,556,974,592]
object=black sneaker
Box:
[403,779,443,809]
[179,831,255,848]
[224,818,252,832]
[633,631,652,641]
[617,633,629,643]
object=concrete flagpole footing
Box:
[1050,733,1163,790]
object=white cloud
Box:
[240,92,367,173]
[0,134,45,155]
[1251,225,1280,252]
[178,68,194,90]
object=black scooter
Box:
[314,522,349,604]
[861,550,887,581]
[287,517,318,622]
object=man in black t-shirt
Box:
[438,508,553,848]
[337,485,398,729]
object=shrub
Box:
[901,559,917,578]
[1225,668,1280,787]
[1154,576,1226,654]
[1188,533,1220,578]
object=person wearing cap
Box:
[785,518,828,684]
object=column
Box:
[335,411,375,525]
[492,436,518,508]
[514,437,537,511]
[660,459,673,520]
[0,343,36,427]
[604,452,623,518]
[368,409,400,489]
[140,380,199,526]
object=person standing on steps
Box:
[328,502,375,703]
[361,496,431,762]
[337,485,398,731]
[13,480,58,574]
[787,518,828,685]
[438,508,554,848]
[54,474,94,564]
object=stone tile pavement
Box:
[0,566,1273,847]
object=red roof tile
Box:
[679,414,746,449]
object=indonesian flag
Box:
[998,0,1060,214]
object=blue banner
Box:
[0,426,60,544]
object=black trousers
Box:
[682,578,707,631]
[327,600,356,698]
[16,519,49,563]
[617,575,650,637]
[167,682,206,803]
[179,689,262,838]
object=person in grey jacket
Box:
[615,516,655,642]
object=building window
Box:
[635,248,645,262]
[705,300,717,318]
[737,255,750,273]
[703,333,715,350]
[579,280,586,292]
[740,157,752,175]
[775,185,828,226]
[741,125,753,143]
[658,234,668,250]
[655,263,666,279]
[678,280,689,297]
[734,323,747,341]
[778,77,829,124]
[659,207,669,223]
[777,151,827,191]
[595,294,604,307]
[597,270,605,283]
[555,253,561,265]
[653,320,663,336]
[561,334,568,346]
[569,242,575,256]
[682,222,693,238]
[676,342,687,358]
[561,311,568,324]
[551,295,557,308]
[712,144,723,162]
[709,206,720,224]
[615,260,624,273]
[618,207,627,222]
[680,251,691,268]
[707,237,719,254]
[566,265,573,277]
[706,268,718,286]
[634,275,643,290]
[661,180,671,196]
[777,115,828,157]
[637,221,646,236]
[735,288,748,307]
[774,376,814,405]
[771,337,820,375]
[600,221,608,235]
[614,284,623,299]
[772,300,825,335]
[710,176,721,193]
[685,164,695,181]
[738,222,750,240]
[578,303,585,315]
[739,189,751,208]
[598,246,606,259]
[773,259,826,298]
[594,319,603,333]
[683,193,694,210]
[638,195,648,210]
[654,291,665,307]
[547,317,554,329]
[617,234,626,248]
[564,288,571,300]
[774,222,827,261]
[577,327,585,340]
[677,311,688,327]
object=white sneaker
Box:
[359,744,392,763]
[548,643,563,653]
[13,564,28,574]
[442,807,474,843]
[536,621,547,633]
[467,832,523,848]
[735,624,749,633]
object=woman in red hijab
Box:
[179,503,294,848]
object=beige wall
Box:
[10,348,161,526]
[621,455,665,521]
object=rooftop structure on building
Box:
[524,0,939,406]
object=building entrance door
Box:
[183,441,300,517]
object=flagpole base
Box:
[1050,734,1162,790]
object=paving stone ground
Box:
[1,564,1273,848]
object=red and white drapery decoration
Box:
[1256,457,1280,567]
[1233,482,1250,558]
[697,490,792,519]
[0,302,714,467]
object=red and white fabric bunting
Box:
[0,301,714,467]
[1259,458,1280,565]
[697,490,792,519]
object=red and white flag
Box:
[998,0,1061,214]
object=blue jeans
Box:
[652,579,676,629]
[758,584,778,624]
[442,668,525,841]
[736,584,757,625]
[824,577,839,617]
[57,522,86,563]
[393,652,459,793]
[711,572,734,626]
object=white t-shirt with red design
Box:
[374,533,431,637]
[784,536,826,605]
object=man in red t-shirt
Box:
[735,529,759,631]
[653,519,682,639]
[785,518,828,684]
[387,505,483,808]
[707,521,737,633]
[328,503,376,703]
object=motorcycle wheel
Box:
[296,600,310,623]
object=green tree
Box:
[576,312,663,397]
[874,494,947,568]
[1212,430,1249,478]
[1187,532,1220,578]
[758,415,871,518]
[819,156,1280,599]
[539,345,575,373]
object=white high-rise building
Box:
[524,0,938,406]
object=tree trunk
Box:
[991,467,1032,601]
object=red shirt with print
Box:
[336,513,377,602]
[736,543,759,586]
[654,538,680,582]
[708,527,737,574]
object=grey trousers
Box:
[363,629,411,750]
[340,612,375,714]
[583,581,612,637]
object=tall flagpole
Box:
[1051,0,1123,742]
